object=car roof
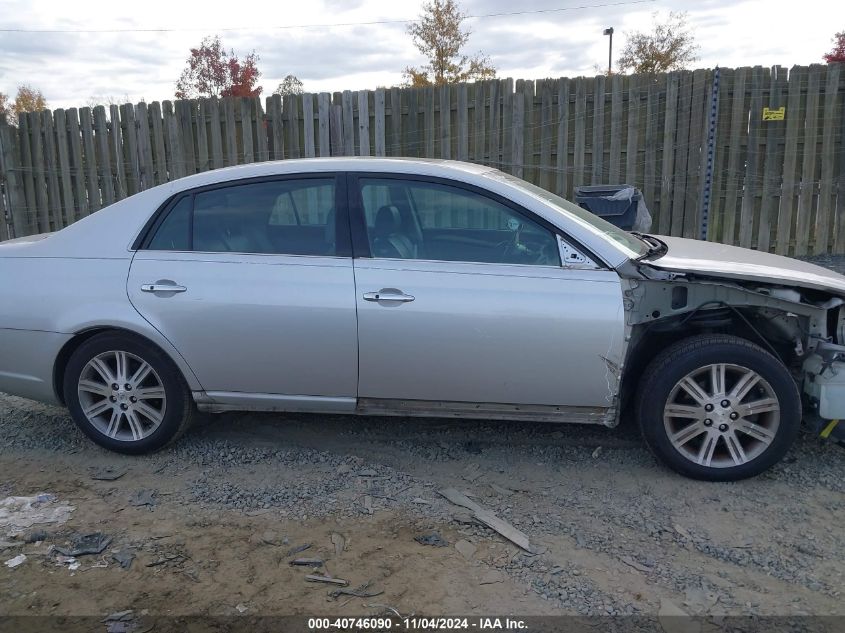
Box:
[169,157,496,189]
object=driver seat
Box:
[371,205,416,259]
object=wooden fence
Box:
[1,64,844,255]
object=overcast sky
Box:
[0,0,843,109]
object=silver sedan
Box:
[2,158,845,481]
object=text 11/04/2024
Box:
[307,617,529,630]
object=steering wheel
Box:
[496,227,557,265]
[497,226,535,264]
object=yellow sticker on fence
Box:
[762,106,785,121]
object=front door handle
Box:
[363,291,415,303]
[141,283,187,293]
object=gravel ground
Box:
[1,394,844,622]
[1,255,845,625]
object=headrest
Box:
[374,205,402,234]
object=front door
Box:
[127,175,358,410]
[350,175,625,409]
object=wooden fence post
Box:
[318,93,331,158]
[555,78,570,197]
[814,63,841,254]
[539,80,553,191]
[456,84,468,161]
[374,89,386,157]
[302,93,316,158]
[572,78,586,191]
[16,116,37,234]
[53,108,76,227]
[758,66,787,252]
[406,88,419,157]
[67,108,90,218]
[591,75,605,184]
[0,117,26,239]
[330,98,343,157]
[502,78,514,173]
[835,75,845,255]
[389,87,402,156]
[240,98,255,164]
[357,91,370,156]
[512,80,524,179]
[794,65,824,256]
[147,102,165,183]
[195,100,209,171]
[42,110,63,230]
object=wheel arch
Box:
[618,277,827,417]
[53,324,202,405]
[618,309,800,418]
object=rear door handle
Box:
[363,291,415,303]
[141,283,187,293]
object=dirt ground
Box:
[1,392,844,628]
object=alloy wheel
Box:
[663,363,780,468]
[77,350,167,442]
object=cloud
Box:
[253,24,411,82]
[323,0,367,9]
[0,0,842,107]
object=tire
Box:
[635,334,800,481]
[63,332,195,454]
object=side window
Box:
[358,178,561,267]
[268,183,335,227]
[147,196,191,251]
[146,178,337,256]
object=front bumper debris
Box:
[803,341,845,419]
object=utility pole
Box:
[603,27,614,74]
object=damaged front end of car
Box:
[612,257,845,432]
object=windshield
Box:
[486,171,650,259]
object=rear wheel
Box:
[64,332,195,454]
[636,334,800,481]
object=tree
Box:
[403,0,496,86]
[175,35,262,99]
[15,85,47,115]
[0,92,9,123]
[617,12,699,74]
[274,75,304,96]
[823,31,845,63]
[0,85,48,126]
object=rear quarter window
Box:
[146,197,191,251]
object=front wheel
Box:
[64,332,195,454]
[636,334,801,481]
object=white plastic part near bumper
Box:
[803,343,845,419]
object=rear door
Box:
[349,174,625,410]
[127,175,358,410]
